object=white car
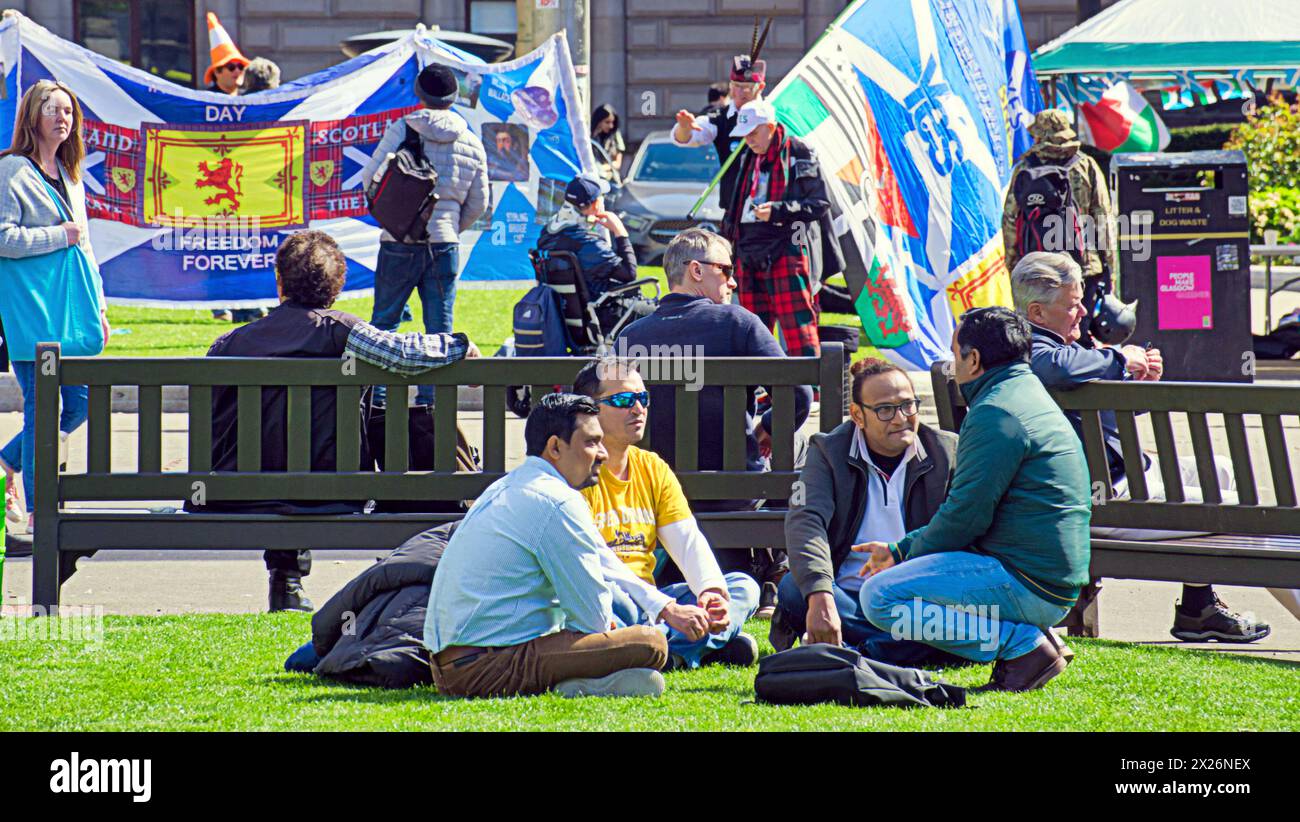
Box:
[615,130,726,264]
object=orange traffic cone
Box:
[203,12,248,88]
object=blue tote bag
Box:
[0,172,105,361]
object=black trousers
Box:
[265,549,311,575]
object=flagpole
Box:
[687,143,742,219]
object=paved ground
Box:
[3,402,1298,663]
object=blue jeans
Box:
[612,572,759,668]
[859,551,1072,663]
[774,572,964,668]
[0,360,88,509]
[371,241,458,406]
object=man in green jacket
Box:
[856,306,1091,691]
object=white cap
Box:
[730,100,777,137]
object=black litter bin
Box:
[1111,150,1253,383]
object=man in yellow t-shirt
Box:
[575,357,760,670]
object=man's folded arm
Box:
[598,547,672,622]
[1030,342,1127,389]
[345,322,469,376]
[658,517,727,596]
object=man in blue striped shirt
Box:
[425,393,669,698]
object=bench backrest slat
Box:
[818,346,844,432]
[722,385,747,471]
[1223,413,1259,506]
[480,385,506,472]
[1148,411,1185,503]
[335,385,361,471]
[673,385,699,472]
[285,386,312,473]
[236,386,262,472]
[1113,410,1149,501]
[1186,411,1222,505]
[383,386,410,472]
[1078,409,1112,500]
[770,385,796,473]
[434,387,458,472]
[1261,414,1296,507]
[88,384,113,475]
[138,384,163,473]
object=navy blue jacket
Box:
[617,293,811,473]
[537,223,637,299]
[1028,324,1144,485]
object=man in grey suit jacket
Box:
[776,358,963,666]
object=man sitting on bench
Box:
[1011,251,1283,642]
[573,356,761,670]
[194,229,478,613]
[617,227,812,614]
[856,307,1088,692]
[775,358,966,667]
[424,393,668,698]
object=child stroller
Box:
[501,248,660,418]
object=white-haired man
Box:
[1011,250,1297,639]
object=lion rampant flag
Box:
[142,123,307,228]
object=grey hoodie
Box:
[361,108,490,245]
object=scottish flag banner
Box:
[770,0,1042,368]
[0,13,595,307]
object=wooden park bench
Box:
[931,363,1300,636]
[31,341,845,609]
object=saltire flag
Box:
[0,13,595,307]
[768,0,1041,368]
[1077,80,1171,153]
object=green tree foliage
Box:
[1226,94,1300,190]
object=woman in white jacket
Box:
[0,80,109,538]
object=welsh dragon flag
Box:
[1078,81,1171,153]
[766,0,1041,369]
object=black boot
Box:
[268,571,314,613]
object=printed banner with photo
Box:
[0,13,596,307]
[769,0,1042,368]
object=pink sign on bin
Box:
[1156,255,1213,331]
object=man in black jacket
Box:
[776,358,964,666]
[192,230,475,613]
[721,100,844,358]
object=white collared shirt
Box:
[837,428,916,593]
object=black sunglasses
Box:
[694,259,734,278]
[597,391,649,409]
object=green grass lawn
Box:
[101,267,874,361]
[2,613,1296,731]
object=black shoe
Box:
[768,607,798,652]
[702,632,759,667]
[1170,596,1271,643]
[975,640,1067,693]
[755,581,777,620]
[662,653,690,672]
[268,572,314,613]
[4,531,33,558]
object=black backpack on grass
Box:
[754,644,966,709]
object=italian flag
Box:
[1078,81,1171,153]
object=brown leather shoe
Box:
[976,640,1067,693]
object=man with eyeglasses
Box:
[775,358,964,666]
[573,357,761,670]
[617,227,812,614]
